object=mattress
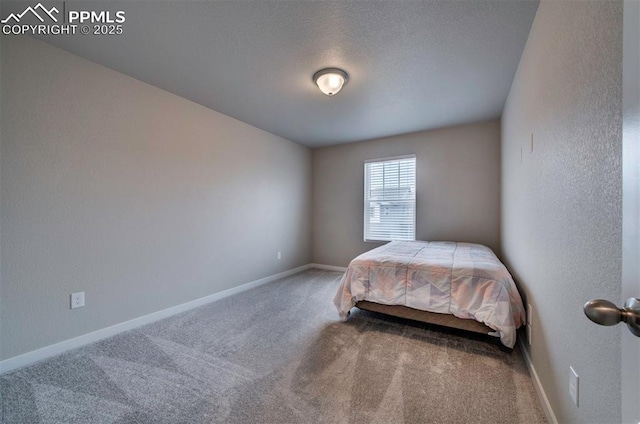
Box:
[333,241,526,347]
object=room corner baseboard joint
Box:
[309,263,348,273]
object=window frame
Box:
[363,154,417,242]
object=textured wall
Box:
[0,36,312,360]
[501,1,622,423]
[312,120,501,267]
[621,1,640,421]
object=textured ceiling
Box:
[31,1,539,147]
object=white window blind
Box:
[364,155,416,242]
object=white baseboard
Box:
[309,263,348,272]
[517,336,558,424]
[0,264,312,374]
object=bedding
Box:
[333,241,526,348]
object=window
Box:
[364,155,416,242]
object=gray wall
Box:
[501,1,622,423]
[0,36,311,360]
[312,120,501,267]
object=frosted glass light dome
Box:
[313,68,349,96]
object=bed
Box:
[333,241,525,348]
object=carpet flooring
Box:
[1,269,547,423]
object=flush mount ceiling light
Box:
[313,68,349,96]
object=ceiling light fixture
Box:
[313,68,349,96]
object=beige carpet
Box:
[1,269,546,423]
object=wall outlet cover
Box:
[569,366,579,407]
[71,292,85,309]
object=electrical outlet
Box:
[277,251,282,260]
[569,366,579,407]
[70,292,85,309]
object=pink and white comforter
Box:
[333,241,525,348]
